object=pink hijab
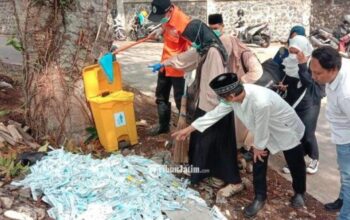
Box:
[220,34,251,74]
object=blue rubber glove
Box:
[148,63,164,73]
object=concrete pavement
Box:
[0,35,22,65]
[116,40,340,204]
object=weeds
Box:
[0,156,29,181]
[84,127,98,144]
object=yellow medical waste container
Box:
[82,62,138,152]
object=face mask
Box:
[283,53,300,79]
[191,42,201,49]
[288,53,298,60]
[160,17,170,24]
[218,97,231,105]
[190,22,203,50]
[213,30,222,37]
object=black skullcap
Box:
[208,14,223,25]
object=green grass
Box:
[0,156,29,181]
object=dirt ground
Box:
[128,86,337,220]
[0,74,337,220]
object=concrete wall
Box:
[3,0,344,41]
[311,0,350,31]
[1,0,348,53]
[0,0,17,35]
[0,0,21,79]
[123,0,207,31]
[209,0,312,41]
[121,0,312,41]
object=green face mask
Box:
[160,17,170,24]
[191,42,201,49]
[213,30,222,37]
[218,97,231,105]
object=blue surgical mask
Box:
[213,30,222,37]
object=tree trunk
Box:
[12,0,113,145]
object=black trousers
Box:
[189,108,241,185]
[296,103,321,160]
[155,70,185,111]
[253,144,306,200]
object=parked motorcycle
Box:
[310,14,350,58]
[310,28,339,49]
[129,15,162,41]
[111,9,127,41]
[233,9,271,48]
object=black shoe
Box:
[244,198,266,218]
[324,198,343,212]
[291,193,305,208]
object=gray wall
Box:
[123,0,207,31]
[0,0,17,35]
[209,0,311,41]
[2,0,350,43]
[122,0,312,41]
[311,0,350,31]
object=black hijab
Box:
[182,19,228,66]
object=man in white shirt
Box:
[310,46,350,219]
[172,73,307,218]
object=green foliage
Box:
[84,127,98,144]
[6,37,23,52]
[0,156,29,180]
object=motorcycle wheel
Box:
[128,30,137,41]
[260,34,270,48]
[116,29,127,41]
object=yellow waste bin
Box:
[82,62,138,152]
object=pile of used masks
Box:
[12,149,224,220]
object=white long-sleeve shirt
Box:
[326,58,350,145]
[192,84,305,154]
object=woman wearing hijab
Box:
[149,19,244,197]
[273,25,306,65]
[275,35,325,174]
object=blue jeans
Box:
[337,144,350,220]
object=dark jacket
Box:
[282,63,325,111]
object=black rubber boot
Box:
[148,102,171,136]
[244,196,266,218]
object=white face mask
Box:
[288,53,298,60]
[282,53,300,79]
[283,35,314,80]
